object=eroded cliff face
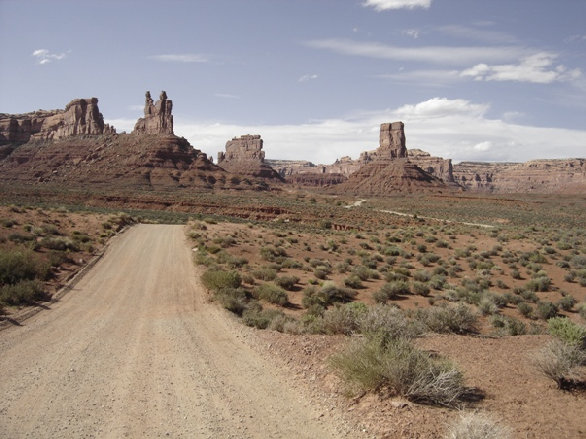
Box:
[0,98,115,145]
[133,91,173,135]
[453,159,586,193]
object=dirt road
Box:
[0,225,342,438]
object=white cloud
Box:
[149,54,208,63]
[363,0,432,11]
[32,49,67,65]
[166,98,586,165]
[461,52,582,84]
[306,38,524,66]
[298,73,318,82]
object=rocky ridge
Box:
[0,92,264,191]
[0,98,115,145]
[453,159,586,193]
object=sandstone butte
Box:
[1,92,584,194]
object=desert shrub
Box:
[358,304,423,340]
[536,301,558,320]
[40,236,79,252]
[268,313,301,333]
[478,295,499,316]
[429,274,447,290]
[570,254,586,269]
[525,275,551,292]
[260,246,287,262]
[274,275,300,291]
[0,248,50,285]
[385,270,409,282]
[255,283,288,306]
[558,294,576,311]
[351,265,371,281]
[445,412,511,439]
[0,280,46,305]
[330,337,464,406]
[547,317,586,347]
[242,306,285,329]
[533,339,586,389]
[414,270,431,282]
[343,274,363,289]
[518,288,538,303]
[281,258,304,269]
[252,267,277,281]
[313,267,329,280]
[321,302,368,335]
[415,304,478,334]
[201,269,242,291]
[213,288,248,315]
[413,281,431,297]
[517,302,533,318]
[579,303,586,321]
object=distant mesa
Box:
[217,134,283,181]
[0,98,115,145]
[133,91,174,135]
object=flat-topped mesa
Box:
[378,121,407,159]
[0,98,115,145]
[218,134,264,164]
[133,91,173,135]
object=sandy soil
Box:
[0,224,356,438]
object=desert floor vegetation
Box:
[187,192,585,437]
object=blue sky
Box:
[1,0,585,164]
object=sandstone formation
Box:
[453,159,586,193]
[133,91,173,135]
[217,134,283,180]
[379,122,407,159]
[0,93,277,191]
[0,98,115,145]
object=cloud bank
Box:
[149,54,208,63]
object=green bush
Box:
[213,288,248,315]
[255,283,288,306]
[547,317,586,347]
[274,275,300,291]
[536,301,558,320]
[517,302,533,318]
[558,294,576,311]
[242,306,285,329]
[330,337,464,406]
[413,281,431,297]
[0,280,46,305]
[525,276,551,292]
[0,248,50,285]
[260,246,287,262]
[302,283,357,308]
[201,269,242,291]
[252,267,277,281]
[344,274,363,289]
